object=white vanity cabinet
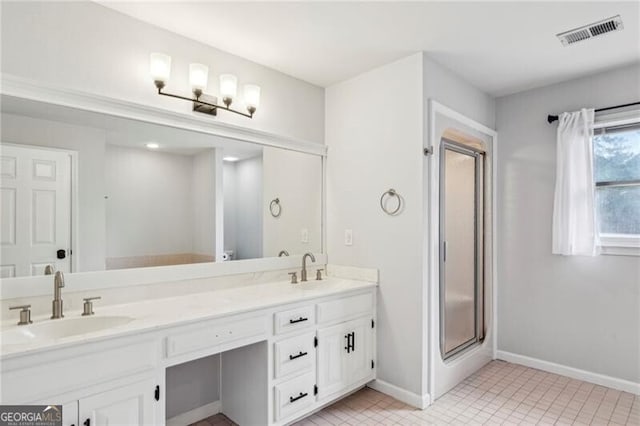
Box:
[77,377,158,426]
[1,280,377,426]
[59,377,157,426]
[62,401,78,426]
[268,290,377,425]
[316,317,374,401]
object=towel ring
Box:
[269,198,282,217]
[380,189,402,216]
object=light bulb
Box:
[219,74,238,107]
[244,84,261,115]
[189,63,209,97]
[149,53,171,88]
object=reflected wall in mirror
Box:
[223,148,322,261]
[0,96,323,277]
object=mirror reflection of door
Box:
[1,144,72,277]
[439,139,485,359]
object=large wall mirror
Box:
[0,96,323,278]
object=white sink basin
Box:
[1,316,134,346]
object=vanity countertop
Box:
[0,277,376,359]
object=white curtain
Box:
[552,108,600,256]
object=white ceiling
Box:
[97,1,640,97]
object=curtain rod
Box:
[547,101,640,124]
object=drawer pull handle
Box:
[289,351,308,360]
[289,317,308,324]
[290,392,308,403]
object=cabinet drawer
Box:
[165,315,266,358]
[274,372,315,422]
[274,332,315,379]
[273,305,315,335]
[316,292,373,325]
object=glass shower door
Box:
[439,140,485,359]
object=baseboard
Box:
[367,379,430,409]
[497,351,640,395]
[166,400,222,426]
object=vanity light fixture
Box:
[145,142,159,149]
[223,156,240,162]
[150,53,260,119]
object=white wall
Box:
[105,145,194,258]
[327,53,425,396]
[423,55,496,139]
[496,64,640,383]
[262,147,322,257]
[326,52,495,400]
[0,1,324,144]
[192,149,217,257]
[0,113,107,272]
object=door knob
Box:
[57,249,66,259]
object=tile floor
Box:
[192,360,639,425]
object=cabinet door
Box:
[317,317,375,400]
[62,401,78,426]
[78,378,157,426]
[316,322,350,400]
[346,317,374,385]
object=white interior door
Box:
[1,144,72,277]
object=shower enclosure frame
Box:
[424,100,498,405]
[439,139,486,360]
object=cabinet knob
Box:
[84,419,91,426]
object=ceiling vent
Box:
[557,15,624,46]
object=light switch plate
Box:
[301,228,309,243]
[344,229,353,246]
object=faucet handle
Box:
[82,296,101,316]
[288,272,298,284]
[9,305,32,326]
[316,269,324,281]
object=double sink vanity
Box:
[0,263,378,426]
[0,77,370,426]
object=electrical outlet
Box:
[344,229,353,246]
[301,228,309,243]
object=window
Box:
[592,113,640,255]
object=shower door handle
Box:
[443,241,447,263]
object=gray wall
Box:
[166,354,220,419]
[234,156,263,260]
[496,64,640,383]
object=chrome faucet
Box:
[278,250,290,257]
[301,252,316,282]
[51,271,65,319]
